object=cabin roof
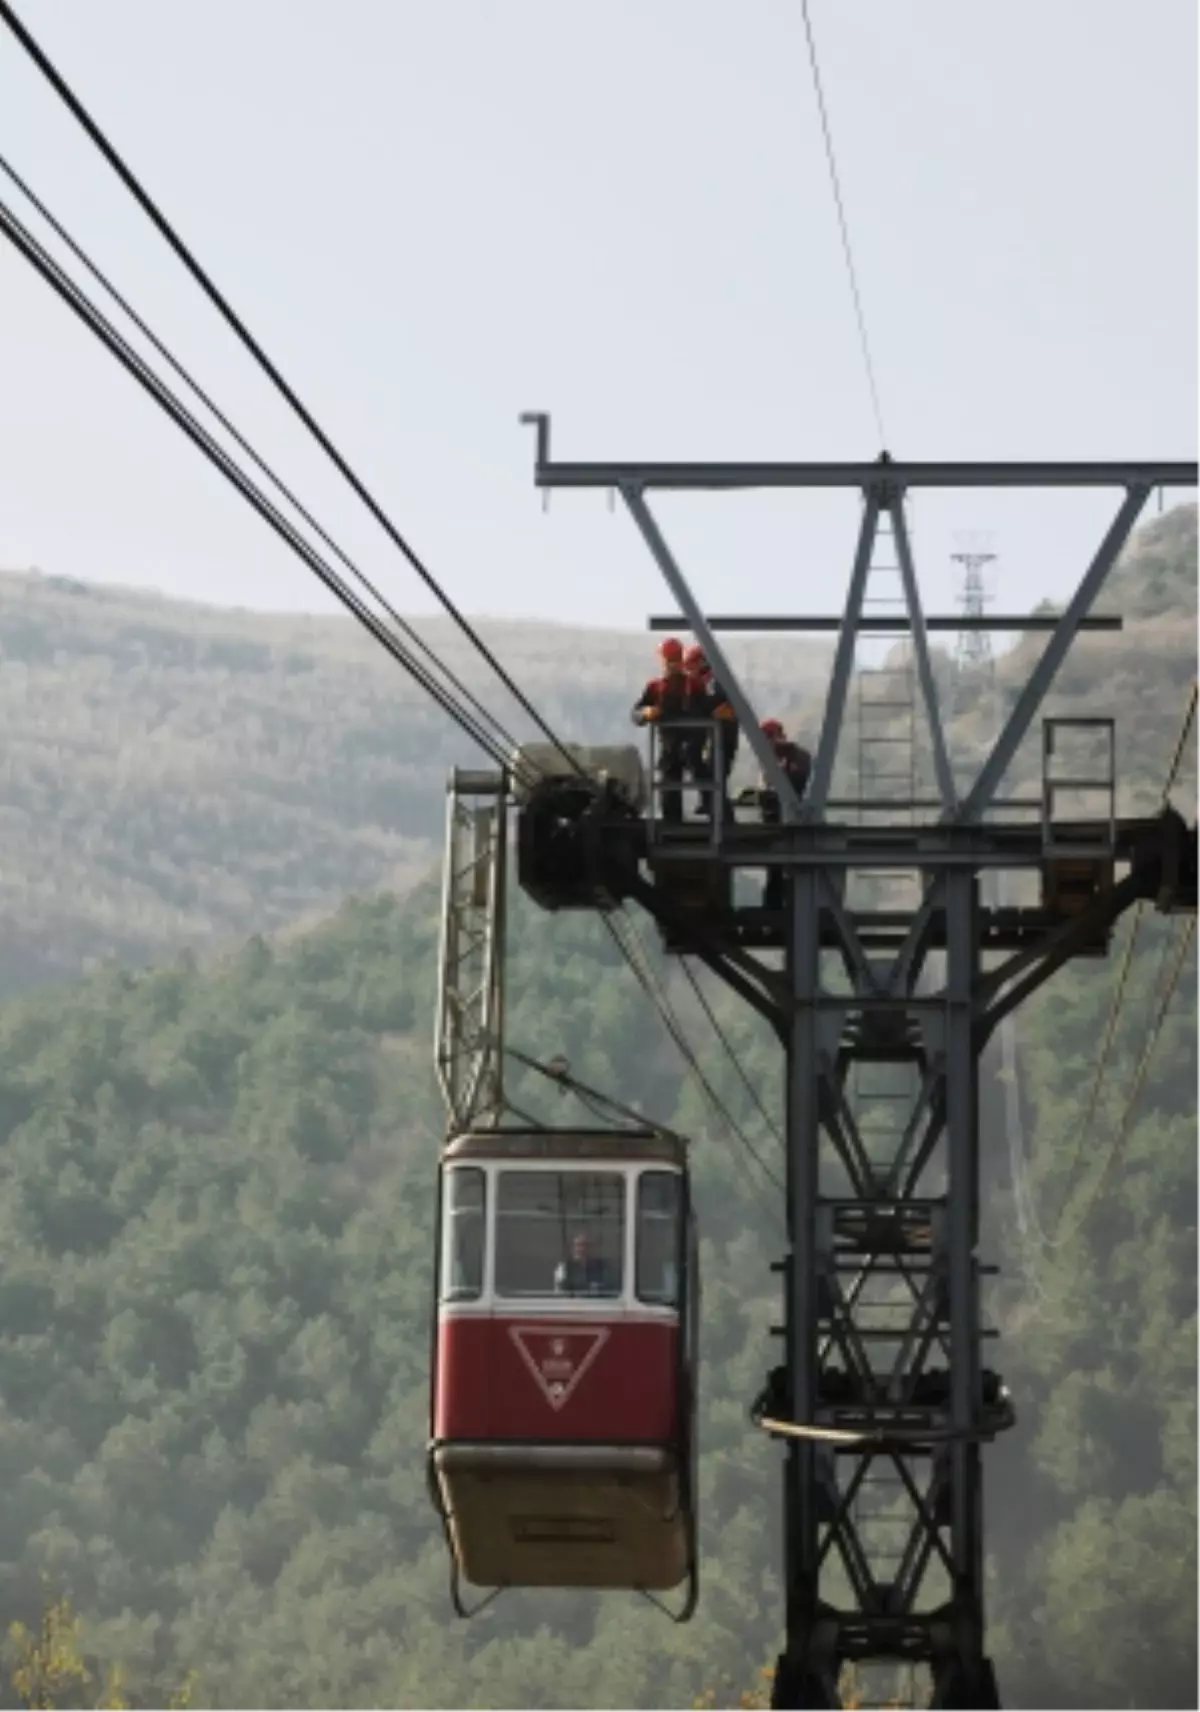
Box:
[441,1127,687,1167]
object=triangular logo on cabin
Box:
[509,1325,611,1412]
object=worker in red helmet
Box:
[684,644,739,820]
[758,717,812,908]
[632,637,694,824]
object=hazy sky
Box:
[0,0,1195,635]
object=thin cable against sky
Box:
[0,148,527,767]
[0,188,521,773]
[800,0,888,448]
[0,0,585,777]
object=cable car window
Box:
[636,1171,682,1306]
[494,1170,625,1298]
[441,1167,485,1301]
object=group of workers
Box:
[631,637,811,854]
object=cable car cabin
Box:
[429,1129,697,1607]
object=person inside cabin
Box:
[758,718,813,909]
[554,1228,618,1296]
[684,644,738,821]
[631,637,694,825]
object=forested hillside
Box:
[0,504,1192,1707]
[985,902,1197,1709]
[0,870,1192,1708]
[0,567,824,998]
[1,503,1193,997]
[0,890,790,1709]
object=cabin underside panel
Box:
[434,1444,691,1591]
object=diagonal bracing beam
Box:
[619,483,806,822]
[887,495,956,812]
[807,494,883,819]
[957,485,1152,821]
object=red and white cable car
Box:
[428,1128,698,1617]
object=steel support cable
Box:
[1001,680,1199,1296]
[610,914,719,1118]
[566,1083,637,1131]
[504,1045,683,1139]
[0,149,533,775]
[992,873,1055,1304]
[1161,678,1197,802]
[603,909,786,1219]
[679,959,784,1148]
[1007,901,1157,1291]
[1037,904,1146,1241]
[1050,914,1195,1243]
[1040,677,1198,1232]
[800,0,887,447]
[0,192,518,773]
[0,0,585,780]
[976,667,1052,1298]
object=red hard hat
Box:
[761,718,785,740]
[658,637,684,664]
[683,644,708,672]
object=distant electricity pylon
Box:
[952,535,998,679]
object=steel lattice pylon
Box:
[951,548,997,681]
[512,421,1196,1709]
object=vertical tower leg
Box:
[773,870,839,1709]
[770,860,1006,1709]
[930,870,998,1710]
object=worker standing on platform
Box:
[684,644,738,820]
[631,637,693,824]
[758,718,812,908]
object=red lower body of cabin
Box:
[432,1311,691,1591]
[436,1310,677,1442]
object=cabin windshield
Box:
[442,1166,485,1301]
[637,1170,682,1306]
[495,1169,625,1298]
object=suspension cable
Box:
[1051,914,1195,1240]
[504,1045,683,1140]
[0,0,585,778]
[1026,679,1199,1252]
[1161,677,1197,803]
[799,0,887,447]
[0,148,530,769]
[992,869,1053,1304]
[680,959,784,1148]
[2,9,794,1223]
[1045,903,1146,1230]
[609,917,787,1212]
[0,189,519,774]
[603,909,786,1226]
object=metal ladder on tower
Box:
[853,506,919,868]
[849,506,922,1188]
[845,511,927,1706]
